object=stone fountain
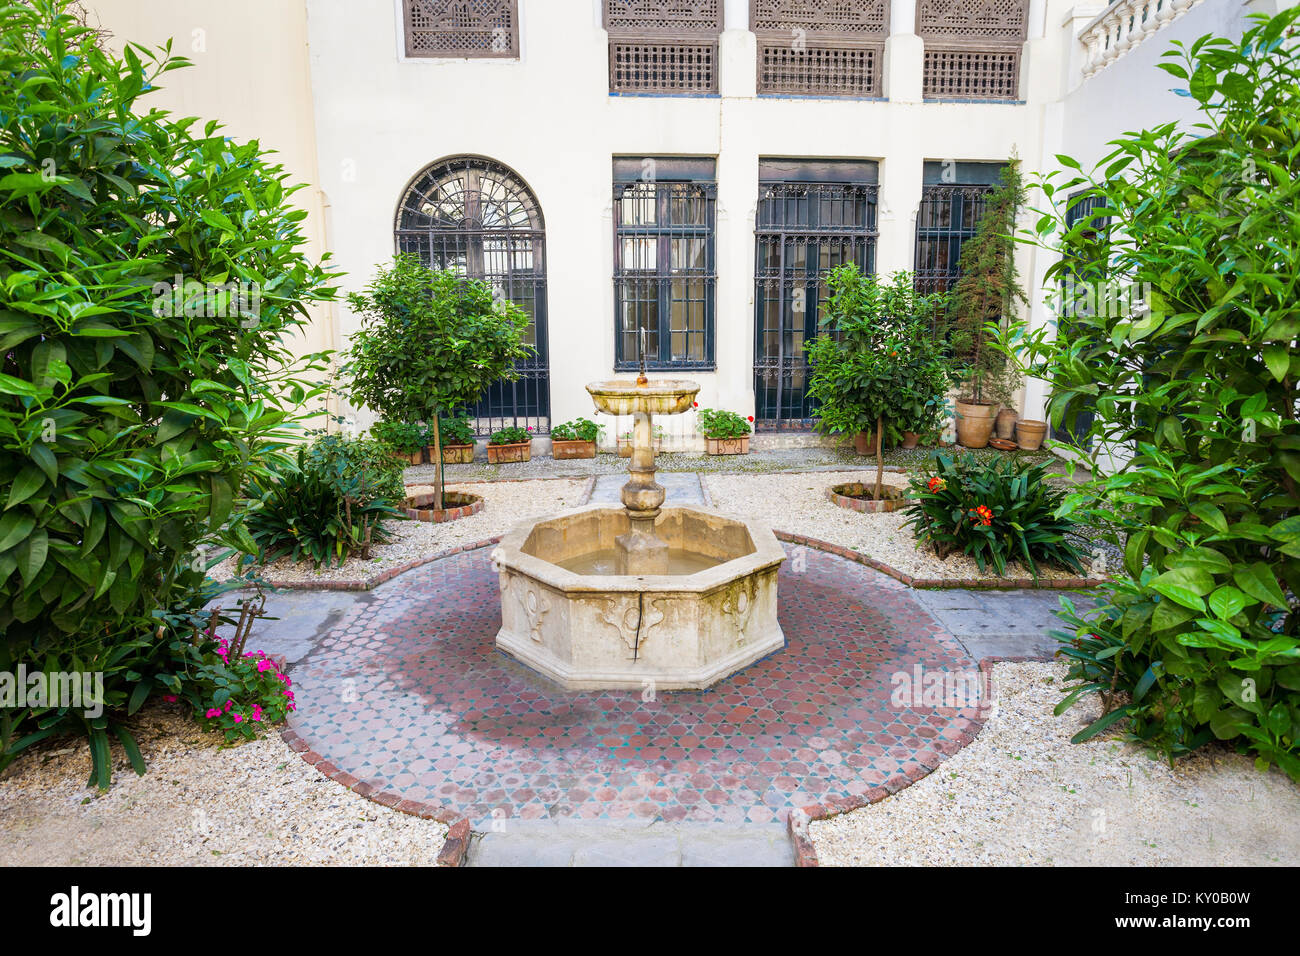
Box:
[491,376,785,690]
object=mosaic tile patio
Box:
[288,544,984,827]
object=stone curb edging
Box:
[825,483,909,514]
[252,537,504,592]
[280,727,473,867]
[773,530,1105,592]
[576,474,598,506]
[786,655,1045,867]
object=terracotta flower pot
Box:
[486,441,531,464]
[954,400,997,449]
[439,444,474,465]
[552,439,595,460]
[901,431,920,449]
[852,429,879,456]
[1016,419,1048,451]
[995,408,1019,441]
[705,436,749,455]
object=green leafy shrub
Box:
[301,433,405,504]
[244,451,399,568]
[697,408,752,439]
[439,417,475,446]
[1006,10,1300,777]
[488,425,532,445]
[903,454,1085,578]
[0,2,335,784]
[371,420,426,455]
[551,418,602,443]
[184,636,296,743]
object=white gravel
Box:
[0,704,448,866]
[213,478,588,586]
[810,661,1300,866]
[706,470,1090,582]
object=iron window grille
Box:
[754,167,879,427]
[613,178,717,371]
[604,0,723,93]
[914,183,995,295]
[395,156,550,435]
[917,0,1028,100]
[402,0,519,58]
[751,0,889,97]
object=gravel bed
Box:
[705,471,1090,583]
[811,661,1300,866]
[0,704,448,866]
[211,478,588,586]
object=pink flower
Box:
[164,695,177,703]
[232,714,242,723]
[205,708,221,718]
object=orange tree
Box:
[344,255,532,510]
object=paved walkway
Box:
[209,473,1089,866]
[587,472,706,506]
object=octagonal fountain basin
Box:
[492,504,786,690]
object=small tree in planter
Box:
[806,267,953,499]
[697,408,753,455]
[345,256,531,510]
[947,160,1028,446]
[438,417,475,463]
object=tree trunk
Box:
[874,414,884,501]
[431,416,444,512]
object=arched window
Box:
[395,156,549,434]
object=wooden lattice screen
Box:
[917,0,1028,99]
[403,0,519,58]
[604,0,724,93]
[751,0,890,97]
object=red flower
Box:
[747,416,754,422]
[968,504,994,526]
[692,401,698,408]
[927,476,946,493]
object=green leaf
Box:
[1233,562,1288,609]
[1071,704,1132,743]
[1150,566,1213,610]
[1263,343,1290,382]
[6,465,46,509]
[113,725,148,777]
[1208,585,1250,620]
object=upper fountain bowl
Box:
[586,379,700,417]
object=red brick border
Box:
[825,483,909,514]
[786,655,1043,867]
[774,530,1105,592]
[403,491,484,523]
[254,537,503,592]
[280,726,472,867]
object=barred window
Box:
[604,1,723,94]
[913,161,1003,295]
[613,159,717,370]
[403,0,519,58]
[917,0,1028,100]
[752,1,888,97]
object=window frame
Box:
[612,166,718,372]
[401,0,520,60]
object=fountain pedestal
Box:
[617,410,667,574]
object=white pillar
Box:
[884,0,923,103]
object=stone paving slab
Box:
[910,588,1097,662]
[467,821,793,867]
[587,472,705,506]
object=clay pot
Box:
[440,444,474,464]
[551,439,595,460]
[901,431,920,449]
[486,441,531,464]
[853,429,879,456]
[954,400,997,449]
[995,408,1019,441]
[1016,419,1048,451]
[705,436,749,455]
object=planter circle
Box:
[827,482,910,514]
[403,490,484,523]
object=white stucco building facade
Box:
[90,0,1292,448]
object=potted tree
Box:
[551,418,601,459]
[698,408,752,455]
[487,425,532,463]
[947,160,1028,448]
[345,255,532,514]
[805,266,953,471]
[438,417,476,464]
